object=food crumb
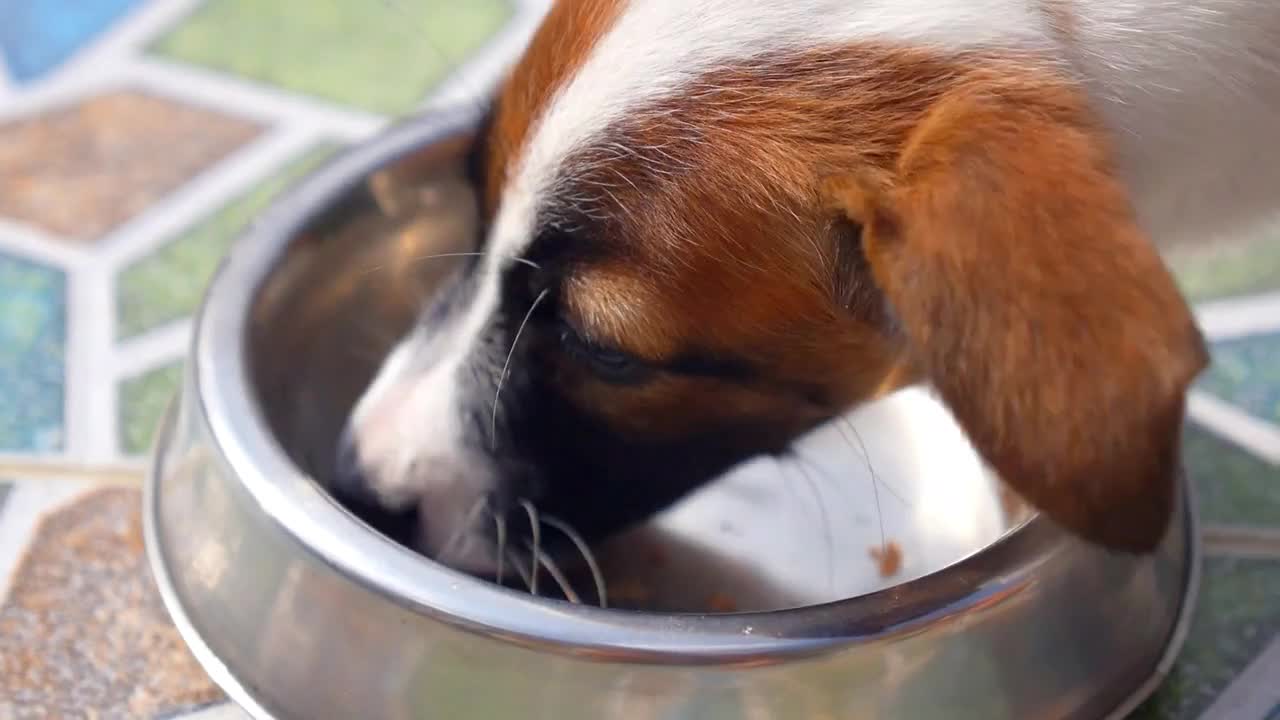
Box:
[707,592,737,613]
[869,541,903,577]
[608,581,652,607]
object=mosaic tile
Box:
[1199,333,1280,425]
[115,144,337,340]
[1129,557,1280,719]
[0,253,66,453]
[0,0,143,83]
[0,487,222,717]
[0,90,260,240]
[152,0,512,115]
[118,361,183,456]
[1167,223,1280,302]
[1183,425,1280,528]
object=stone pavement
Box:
[0,1,1277,717]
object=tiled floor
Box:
[0,1,1277,718]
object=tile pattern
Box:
[151,0,512,115]
[0,1,1278,718]
[0,90,260,241]
[1131,558,1280,719]
[0,486,222,717]
[1183,425,1280,528]
[1168,225,1280,303]
[1201,333,1280,425]
[115,144,337,340]
[117,361,182,455]
[0,252,65,453]
[0,0,143,83]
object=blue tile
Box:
[0,252,66,452]
[0,0,144,83]
[1201,333,1280,424]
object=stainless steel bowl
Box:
[145,108,1198,720]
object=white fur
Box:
[348,0,1280,570]
[356,0,1057,497]
[1065,0,1280,246]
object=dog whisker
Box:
[437,494,490,563]
[785,453,836,593]
[832,419,886,553]
[493,509,507,587]
[518,499,543,596]
[361,251,540,277]
[491,289,549,447]
[542,513,608,609]
[836,416,911,508]
[506,549,534,595]
[526,542,582,605]
[404,251,540,271]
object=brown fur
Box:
[487,25,1207,551]
[485,0,624,215]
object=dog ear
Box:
[826,78,1208,552]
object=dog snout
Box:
[332,427,381,507]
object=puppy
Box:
[337,0,1280,570]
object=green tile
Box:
[1199,333,1280,425]
[1183,424,1280,527]
[151,0,512,115]
[1166,226,1280,302]
[117,361,182,455]
[114,144,337,340]
[1130,557,1280,719]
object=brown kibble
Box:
[869,540,903,577]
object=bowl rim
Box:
[184,106,1193,665]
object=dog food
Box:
[869,541,903,578]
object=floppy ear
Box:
[827,79,1208,552]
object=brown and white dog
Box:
[337,0,1280,570]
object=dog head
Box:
[337,0,1208,571]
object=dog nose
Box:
[332,427,380,507]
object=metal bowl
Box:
[145,108,1198,720]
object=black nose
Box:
[331,427,380,507]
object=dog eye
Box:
[557,323,648,383]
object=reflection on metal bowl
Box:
[145,108,1197,720]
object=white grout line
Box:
[1197,633,1280,720]
[1188,390,1280,466]
[127,57,387,142]
[0,56,123,123]
[0,219,89,271]
[0,479,94,601]
[64,262,117,463]
[171,702,251,720]
[1196,291,1280,342]
[0,455,148,477]
[1201,525,1280,559]
[0,0,202,123]
[113,318,191,380]
[76,0,206,60]
[419,0,546,112]
[98,125,321,268]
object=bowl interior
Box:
[247,133,1032,614]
